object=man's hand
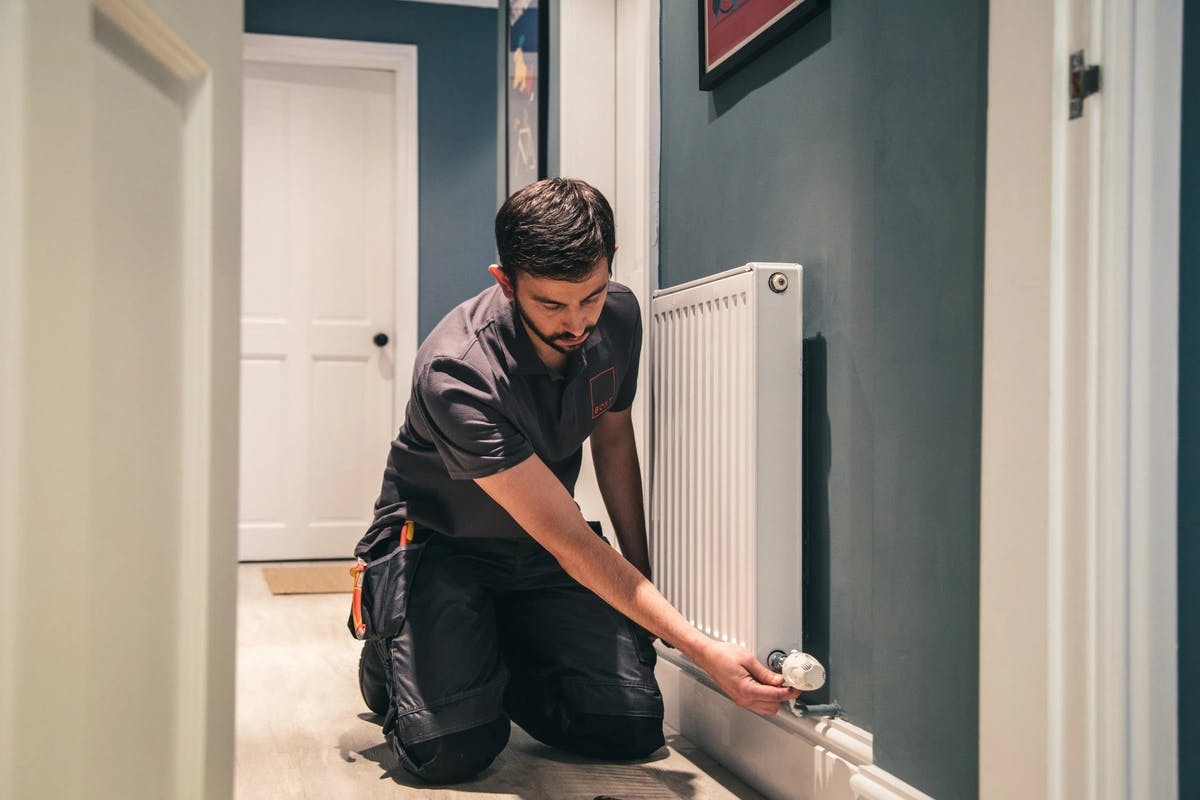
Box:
[693,640,799,715]
[474,454,795,716]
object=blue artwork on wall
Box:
[506,0,544,195]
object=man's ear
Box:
[489,264,515,300]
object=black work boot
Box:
[358,640,390,717]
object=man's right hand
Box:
[692,640,799,715]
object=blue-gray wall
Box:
[1179,1,1197,797]
[245,0,498,338]
[660,2,985,798]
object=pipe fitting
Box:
[767,648,826,692]
[791,700,843,719]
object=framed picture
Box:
[506,0,548,195]
[698,0,828,90]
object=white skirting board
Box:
[654,651,935,800]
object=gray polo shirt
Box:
[367,280,642,540]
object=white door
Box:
[1,0,241,797]
[239,37,418,562]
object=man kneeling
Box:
[354,178,797,783]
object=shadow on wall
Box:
[708,9,832,120]
[802,334,832,706]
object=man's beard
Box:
[514,297,595,355]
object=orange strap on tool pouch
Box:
[349,520,414,640]
[350,559,368,639]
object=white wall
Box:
[0,1,242,797]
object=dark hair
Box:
[494,178,616,283]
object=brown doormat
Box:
[261,562,356,595]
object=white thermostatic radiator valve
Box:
[767,649,826,692]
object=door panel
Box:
[239,359,289,523]
[242,79,290,318]
[311,360,376,520]
[240,58,397,561]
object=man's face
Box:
[492,259,610,355]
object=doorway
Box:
[238,34,419,561]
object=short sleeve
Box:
[611,309,643,413]
[414,357,533,479]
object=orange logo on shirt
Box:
[590,367,616,418]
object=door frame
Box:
[242,33,420,428]
[4,0,241,796]
[0,0,26,786]
[614,0,661,503]
[554,0,659,505]
[980,0,1182,797]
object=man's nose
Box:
[566,309,588,335]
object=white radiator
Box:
[650,264,804,663]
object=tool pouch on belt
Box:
[348,520,424,641]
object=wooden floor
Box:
[235,562,766,800]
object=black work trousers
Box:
[358,530,665,784]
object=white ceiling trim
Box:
[393,0,498,8]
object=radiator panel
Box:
[650,264,803,661]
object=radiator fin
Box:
[652,289,755,651]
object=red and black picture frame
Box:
[698,0,828,90]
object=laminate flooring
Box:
[235,562,766,800]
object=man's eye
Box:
[543,303,564,311]
[583,295,602,305]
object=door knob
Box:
[373,332,389,348]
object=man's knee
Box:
[564,713,665,760]
[393,717,511,784]
[358,641,390,717]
